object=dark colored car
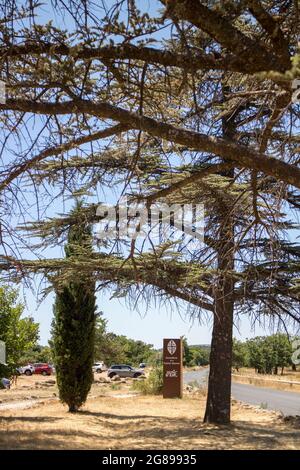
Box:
[107,364,145,379]
[33,363,53,376]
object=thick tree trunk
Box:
[204,306,234,423]
[204,82,235,424]
[68,404,77,413]
[204,229,234,424]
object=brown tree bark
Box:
[203,203,235,424]
[1,98,300,190]
[204,83,236,424]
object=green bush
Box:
[132,366,163,395]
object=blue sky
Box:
[22,284,270,348]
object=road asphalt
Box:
[184,369,300,416]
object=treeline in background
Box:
[232,335,298,375]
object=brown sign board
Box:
[163,338,183,398]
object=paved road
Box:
[184,369,300,416]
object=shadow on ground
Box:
[0,407,299,450]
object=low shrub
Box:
[132,366,163,395]
[110,383,121,391]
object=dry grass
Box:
[235,368,300,381]
[0,376,299,450]
[233,368,300,393]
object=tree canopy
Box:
[0,0,299,423]
[0,0,299,321]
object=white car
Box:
[17,364,35,376]
[92,362,106,373]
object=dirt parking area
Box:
[0,374,299,450]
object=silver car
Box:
[93,362,106,373]
[107,364,145,379]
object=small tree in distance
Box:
[232,339,249,372]
[234,335,294,375]
[0,285,39,377]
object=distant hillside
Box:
[189,344,211,350]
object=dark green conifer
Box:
[52,202,96,412]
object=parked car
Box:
[33,363,53,376]
[92,362,106,373]
[17,364,35,376]
[107,364,145,379]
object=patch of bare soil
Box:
[0,375,299,450]
[0,375,58,407]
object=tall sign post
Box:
[163,338,183,398]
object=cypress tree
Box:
[52,202,96,412]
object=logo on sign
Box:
[167,340,177,355]
[166,369,178,378]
